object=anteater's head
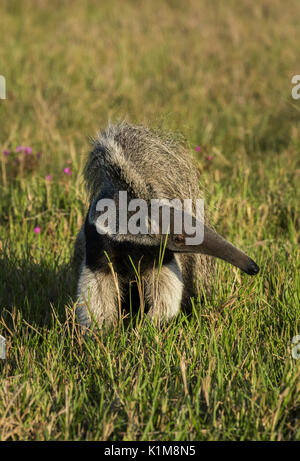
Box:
[90,198,259,276]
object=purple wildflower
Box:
[34,226,41,234]
[64,167,72,176]
[195,146,201,152]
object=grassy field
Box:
[0,0,299,441]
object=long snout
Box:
[170,224,260,275]
[199,225,259,275]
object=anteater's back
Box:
[84,123,202,206]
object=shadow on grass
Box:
[0,249,198,332]
[0,253,155,332]
[0,252,76,328]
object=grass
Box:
[0,0,299,441]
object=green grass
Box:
[0,0,299,441]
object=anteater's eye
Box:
[174,234,185,245]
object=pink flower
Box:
[195,146,201,152]
[34,226,41,234]
[64,167,72,176]
[37,151,42,158]
[4,150,10,156]
[16,146,24,152]
[207,155,213,161]
[24,147,32,154]
[45,175,52,181]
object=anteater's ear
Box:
[152,205,259,276]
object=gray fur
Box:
[74,123,259,329]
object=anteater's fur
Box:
[74,123,259,328]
